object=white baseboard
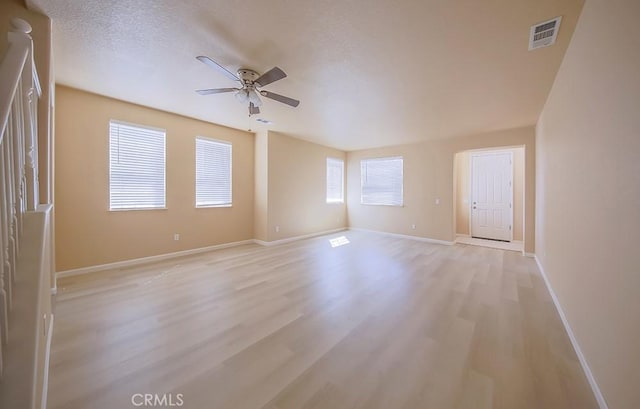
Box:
[253,228,347,247]
[349,227,454,246]
[534,256,608,409]
[56,230,349,277]
[56,239,255,278]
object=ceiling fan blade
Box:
[255,67,287,87]
[249,102,260,115]
[260,90,300,107]
[196,56,240,82]
[195,88,238,95]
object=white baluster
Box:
[0,327,3,377]
[24,78,38,211]
[0,129,9,345]
[11,88,23,256]
[0,166,6,357]
[7,101,17,285]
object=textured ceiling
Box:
[28,0,583,150]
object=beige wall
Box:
[253,130,269,241]
[535,0,640,407]
[455,147,524,241]
[264,131,347,242]
[55,91,346,270]
[347,126,535,252]
[55,86,255,271]
[454,151,470,235]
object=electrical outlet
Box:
[435,198,440,205]
[174,233,180,241]
[275,226,280,233]
[411,224,416,230]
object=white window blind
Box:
[361,157,403,206]
[326,157,344,203]
[195,137,232,207]
[109,120,166,210]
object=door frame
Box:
[468,149,514,242]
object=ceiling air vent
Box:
[529,16,562,50]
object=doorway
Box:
[454,147,525,252]
[470,151,512,241]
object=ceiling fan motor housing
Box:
[237,69,260,85]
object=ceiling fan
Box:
[195,56,300,116]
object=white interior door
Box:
[470,152,513,241]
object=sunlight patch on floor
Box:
[329,236,350,248]
[455,235,523,252]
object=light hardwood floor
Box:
[48,231,598,409]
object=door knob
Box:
[473,206,477,209]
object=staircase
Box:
[0,17,54,409]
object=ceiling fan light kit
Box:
[195,56,300,116]
[248,90,262,106]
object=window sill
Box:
[360,203,404,207]
[109,207,168,212]
[196,204,233,208]
[326,200,344,204]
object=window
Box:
[195,137,232,207]
[360,157,403,206]
[326,157,344,203]
[109,120,166,210]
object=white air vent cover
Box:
[529,16,562,50]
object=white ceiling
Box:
[28,0,583,151]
